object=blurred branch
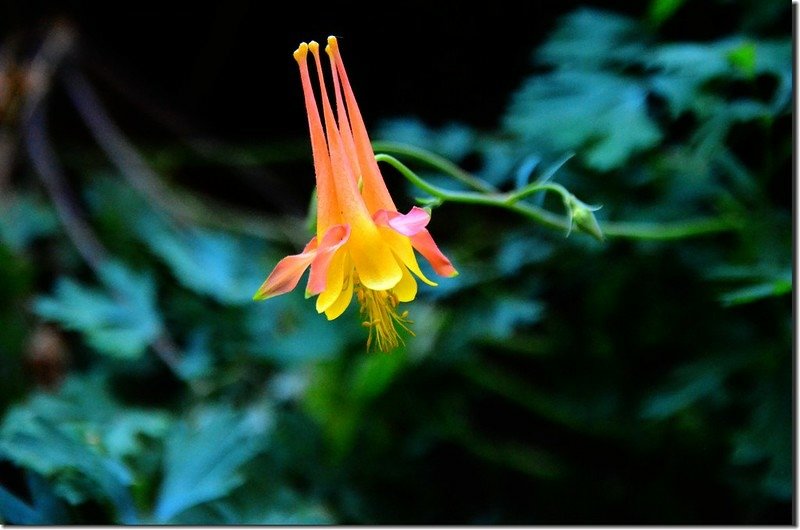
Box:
[20,23,183,376]
[79,43,299,209]
[62,68,308,246]
[21,23,107,272]
[376,152,740,241]
[440,411,565,479]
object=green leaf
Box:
[726,41,757,78]
[33,261,162,359]
[719,279,791,307]
[178,486,335,525]
[137,216,269,305]
[153,406,271,523]
[31,373,169,459]
[376,118,477,162]
[494,233,554,276]
[536,8,645,69]
[246,295,353,365]
[709,263,791,307]
[640,356,748,420]
[0,388,141,522]
[0,473,68,524]
[484,298,545,341]
[505,71,661,171]
[0,373,168,523]
[174,328,215,381]
[731,385,792,499]
[649,39,791,117]
[0,484,41,525]
[647,0,687,26]
[350,349,408,403]
[0,194,59,253]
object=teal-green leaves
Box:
[153,406,270,523]
[506,71,662,171]
[0,194,59,253]
[33,261,162,359]
[137,216,269,306]
[0,0,791,524]
[0,374,170,523]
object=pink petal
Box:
[253,238,318,300]
[410,229,459,278]
[307,224,351,296]
[373,206,430,236]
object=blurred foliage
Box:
[0,0,792,524]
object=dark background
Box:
[0,0,792,525]
[1,0,755,138]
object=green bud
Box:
[566,195,604,241]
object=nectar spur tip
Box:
[325,36,339,56]
[293,42,308,61]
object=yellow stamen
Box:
[355,281,415,353]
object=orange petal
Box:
[410,229,459,278]
[253,238,318,300]
[307,224,350,296]
[326,36,396,213]
[328,45,360,187]
[295,42,340,238]
[309,42,370,223]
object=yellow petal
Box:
[324,268,355,320]
[377,226,437,287]
[348,219,403,290]
[393,265,418,303]
[315,249,347,313]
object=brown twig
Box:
[20,22,184,376]
[62,67,308,246]
[21,23,108,272]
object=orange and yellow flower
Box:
[253,36,456,352]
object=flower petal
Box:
[378,225,437,287]
[324,267,355,320]
[315,249,347,313]
[349,218,404,290]
[253,238,318,300]
[393,265,418,303]
[326,36,396,213]
[307,224,350,296]
[294,43,340,237]
[374,206,430,237]
[410,229,459,278]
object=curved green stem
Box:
[601,218,736,240]
[375,153,738,241]
[506,182,572,205]
[376,153,576,232]
[372,141,497,193]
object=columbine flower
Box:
[253,36,457,352]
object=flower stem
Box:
[372,141,497,193]
[375,153,738,241]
